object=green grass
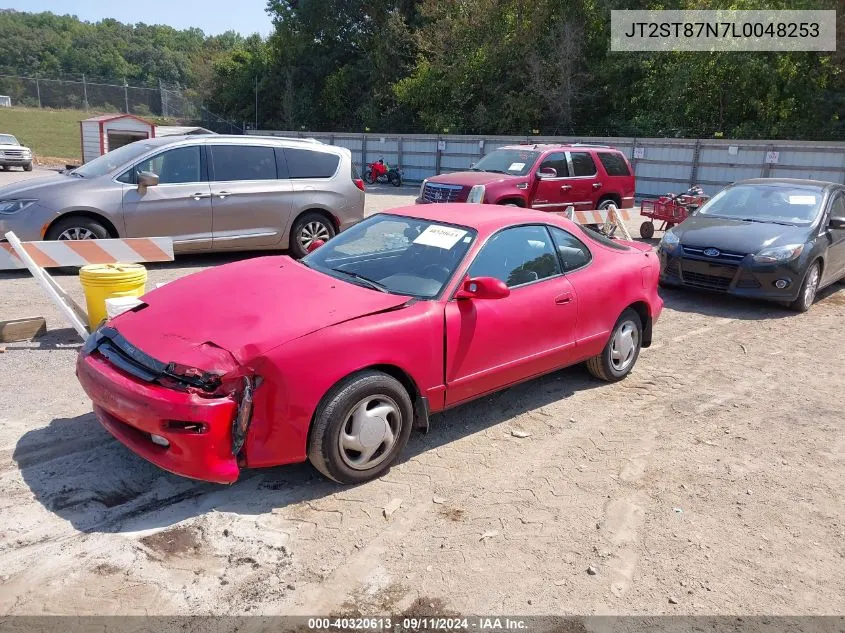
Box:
[0,107,178,164]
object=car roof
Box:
[733,178,840,190]
[374,203,570,234]
[496,143,621,152]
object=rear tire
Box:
[289,212,335,259]
[597,198,618,210]
[640,221,655,239]
[308,370,414,484]
[586,308,643,382]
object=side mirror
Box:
[537,167,557,179]
[137,170,159,193]
[455,276,510,300]
[829,217,845,230]
[306,239,325,253]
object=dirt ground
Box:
[0,167,843,618]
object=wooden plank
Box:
[0,317,47,343]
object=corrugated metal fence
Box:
[248,130,845,198]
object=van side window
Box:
[210,145,277,181]
[131,146,202,184]
[597,152,631,176]
[569,152,597,177]
[284,148,340,179]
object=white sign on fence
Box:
[765,151,780,164]
[632,147,645,159]
[728,145,739,156]
[437,140,446,151]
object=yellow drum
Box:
[79,263,148,330]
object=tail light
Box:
[354,178,365,191]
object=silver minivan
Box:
[0,135,365,258]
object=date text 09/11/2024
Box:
[307,617,528,630]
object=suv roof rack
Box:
[569,142,612,148]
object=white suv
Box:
[0,134,33,171]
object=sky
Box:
[0,0,274,36]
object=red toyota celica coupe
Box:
[77,204,663,485]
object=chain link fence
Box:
[0,74,241,133]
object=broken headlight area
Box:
[231,376,255,456]
[83,326,224,395]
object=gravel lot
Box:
[0,167,843,617]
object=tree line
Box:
[2,3,843,139]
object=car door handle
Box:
[592,182,602,190]
[216,191,232,199]
[560,185,572,191]
[192,192,211,200]
[555,293,573,305]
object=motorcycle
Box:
[364,160,403,186]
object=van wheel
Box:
[46,216,110,242]
[308,370,414,484]
[290,212,335,259]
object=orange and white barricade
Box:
[0,236,174,270]
[554,205,633,241]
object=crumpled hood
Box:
[0,173,76,197]
[109,256,411,371]
[673,214,811,254]
[427,171,523,187]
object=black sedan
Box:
[657,178,845,312]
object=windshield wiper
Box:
[330,268,389,293]
[740,217,793,226]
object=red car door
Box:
[531,151,571,212]
[562,151,602,210]
[444,225,579,406]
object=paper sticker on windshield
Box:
[508,162,525,171]
[413,225,468,249]
[789,195,817,205]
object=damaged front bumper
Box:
[77,327,255,484]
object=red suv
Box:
[416,143,635,212]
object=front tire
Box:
[389,173,402,187]
[45,216,110,242]
[23,162,33,172]
[308,370,414,484]
[586,308,643,382]
[789,261,821,313]
[289,212,335,259]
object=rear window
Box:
[210,145,277,181]
[577,225,631,250]
[570,152,597,177]
[284,148,340,179]
[597,152,631,176]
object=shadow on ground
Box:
[14,364,599,534]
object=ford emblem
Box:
[703,248,720,257]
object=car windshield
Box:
[0,134,19,145]
[303,214,477,298]
[72,141,157,178]
[697,183,824,226]
[471,149,540,176]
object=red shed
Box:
[80,114,155,164]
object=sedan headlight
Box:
[467,184,486,204]
[752,244,804,264]
[658,229,680,249]
[0,199,38,215]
